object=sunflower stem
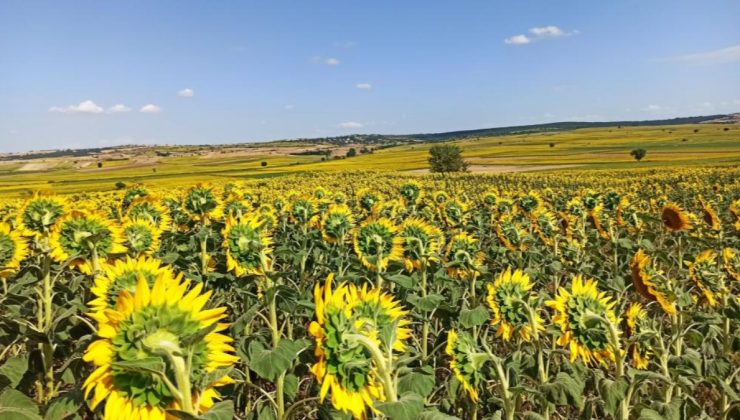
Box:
[346,333,397,402]
[268,286,286,418]
[171,354,195,414]
[420,262,429,360]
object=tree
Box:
[261,161,268,167]
[428,144,468,173]
[97,161,103,168]
[630,148,647,162]
[115,181,127,190]
[346,148,357,157]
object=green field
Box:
[1,123,738,196]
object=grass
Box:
[0,123,737,197]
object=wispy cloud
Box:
[49,100,104,114]
[663,45,740,64]
[108,104,131,113]
[356,83,372,90]
[313,56,341,66]
[178,88,194,98]
[284,104,295,110]
[338,121,363,129]
[140,104,162,114]
[505,25,578,45]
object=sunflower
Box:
[699,199,721,231]
[0,223,29,278]
[357,189,382,214]
[183,184,222,223]
[629,250,677,315]
[566,196,585,218]
[587,205,611,240]
[49,211,126,274]
[496,198,515,216]
[82,274,238,419]
[661,202,691,232]
[399,181,423,206]
[531,209,559,246]
[353,218,403,272]
[624,303,651,369]
[17,193,68,238]
[87,256,178,323]
[481,190,498,207]
[494,214,529,252]
[122,218,162,256]
[444,232,484,280]
[288,197,316,226]
[333,192,347,205]
[221,196,251,219]
[730,199,740,221]
[546,275,619,365]
[126,197,172,232]
[121,186,149,213]
[722,248,739,281]
[320,204,355,244]
[517,191,541,214]
[486,268,544,342]
[616,197,642,232]
[445,329,486,402]
[309,274,408,419]
[433,190,449,205]
[602,191,621,212]
[441,199,468,228]
[398,217,443,272]
[221,216,272,276]
[255,204,278,231]
[686,250,726,307]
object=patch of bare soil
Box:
[407,164,583,174]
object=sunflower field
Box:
[0,167,738,420]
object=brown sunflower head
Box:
[661,202,691,232]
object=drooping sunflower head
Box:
[433,190,449,205]
[588,205,611,240]
[441,199,468,227]
[496,198,515,216]
[347,283,412,352]
[221,196,251,219]
[481,190,498,207]
[581,190,599,211]
[17,193,68,238]
[686,250,726,307]
[399,181,423,205]
[616,197,642,231]
[88,256,177,322]
[517,191,541,214]
[357,189,382,213]
[722,247,740,281]
[183,184,222,223]
[0,223,29,278]
[699,199,721,231]
[445,329,486,403]
[531,209,559,246]
[486,268,544,342]
[624,302,651,369]
[308,274,388,419]
[320,204,355,244]
[398,217,443,272]
[254,204,278,231]
[121,186,149,212]
[333,191,347,205]
[444,232,484,280]
[730,199,740,221]
[494,214,530,252]
[49,211,126,274]
[82,275,238,419]
[566,197,585,217]
[289,197,316,225]
[221,216,272,277]
[314,186,328,200]
[121,218,161,256]
[629,249,677,315]
[661,202,691,233]
[546,275,619,366]
[353,218,403,272]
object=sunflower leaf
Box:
[459,305,489,329]
[248,339,309,381]
[375,393,425,420]
[0,355,28,389]
[0,389,42,420]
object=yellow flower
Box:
[722,248,739,281]
[221,215,272,276]
[125,197,173,232]
[699,199,720,231]
[398,217,443,272]
[16,193,68,238]
[320,204,355,244]
[0,222,29,278]
[353,218,403,272]
[82,273,238,419]
[444,232,484,280]
[661,202,691,232]
[122,218,162,256]
[686,250,725,307]
[624,303,651,369]
[49,211,126,274]
[546,275,619,366]
[486,268,544,342]
[445,329,484,402]
[630,250,677,315]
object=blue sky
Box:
[1,0,739,153]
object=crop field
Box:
[0,165,738,419]
[0,123,738,197]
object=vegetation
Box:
[630,148,647,162]
[428,144,468,173]
[0,167,738,419]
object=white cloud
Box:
[49,100,104,114]
[504,25,577,46]
[178,88,194,98]
[666,45,740,65]
[325,57,340,66]
[338,121,363,129]
[140,104,162,114]
[284,104,295,110]
[504,34,531,45]
[642,104,663,112]
[108,104,131,113]
[356,83,372,90]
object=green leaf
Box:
[0,389,42,420]
[417,409,460,420]
[283,373,299,401]
[540,372,584,409]
[248,339,309,381]
[111,357,165,376]
[388,274,414,289]
[459,305,489,328]
[397,369,435,399]
[598,377,628,418]
[375,394,425,420]
[201,401,235,420]
[409,294,445,313]
[0,355,28,389]
[637,408,666,420]
[44,391,84,420]
[523,412,548,420]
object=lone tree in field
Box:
[346,147,357,157]
[630,148,647,162]
[428,144,468,173]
